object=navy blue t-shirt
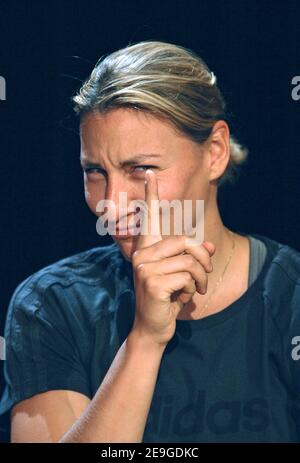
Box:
[1,232,300,442]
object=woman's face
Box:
[79,107,214,261]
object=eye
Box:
[83,167,105,176]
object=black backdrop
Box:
[0,0,299,443]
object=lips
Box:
[112,216,142,239]
[116,226,134,231]
[113,226,136,239]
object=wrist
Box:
[128,327,168,354]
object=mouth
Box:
[113,227,137,239]
[113,218,141,239]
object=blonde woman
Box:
[1,41,300,443]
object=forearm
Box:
[59,329,166,443]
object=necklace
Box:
[194,229,236,319]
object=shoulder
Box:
[250,232,300,286]
[4,242,130,329]
[251,232,300,324]
[252,234,300,391]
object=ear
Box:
[206,120,230,183]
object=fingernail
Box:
[146,169,154,176]
[145,169,153,184]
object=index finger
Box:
[136,169,162,250]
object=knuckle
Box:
[136,262,146,276]
[132,249,139,261]
[184,271,193,283]
[132,250,142,267]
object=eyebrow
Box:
[80,153,163,169]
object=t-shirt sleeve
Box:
[0,274,92,416]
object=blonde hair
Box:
[72,40,248,187]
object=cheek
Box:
[183,166,208,198]
[158,164,208,203]
[84,180,105,215]
[157,177,186,202]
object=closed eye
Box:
[83,167,103,174]
[83,167,105,175]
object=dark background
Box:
[0,0,299,443]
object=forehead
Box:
[78,108,202,169]
[79,108,182,140]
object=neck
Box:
[177,204,237,320]
[204,214,234,272]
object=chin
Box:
[112,237,136,262]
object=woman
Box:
[0,40,300,443]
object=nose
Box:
[98,175,138,229]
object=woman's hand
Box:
[131,169,216,347]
